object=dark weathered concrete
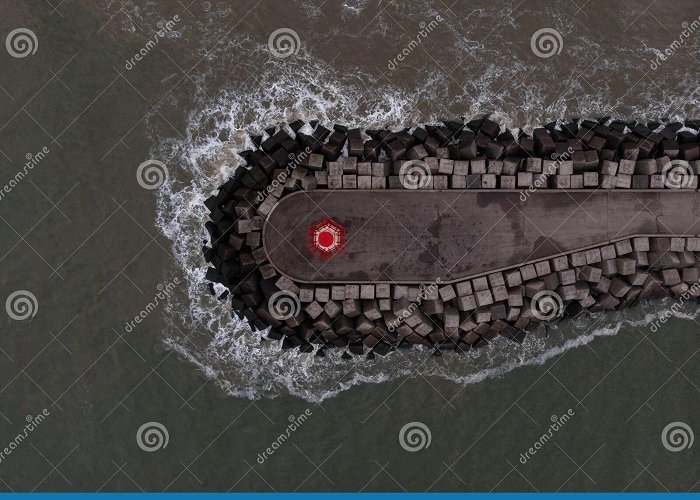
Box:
[263,190,700,283]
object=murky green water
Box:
[0,0,697,491]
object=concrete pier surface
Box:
[264,190,700,283]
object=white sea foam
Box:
[147,3,700,402]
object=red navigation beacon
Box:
[307,217,346,260]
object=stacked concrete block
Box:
[204,117,700,355]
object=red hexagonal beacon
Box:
[307,217,346,260]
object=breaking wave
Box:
[142,0,700,401]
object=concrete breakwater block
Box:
[203,117,700,356]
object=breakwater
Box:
[203,117,700,356]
